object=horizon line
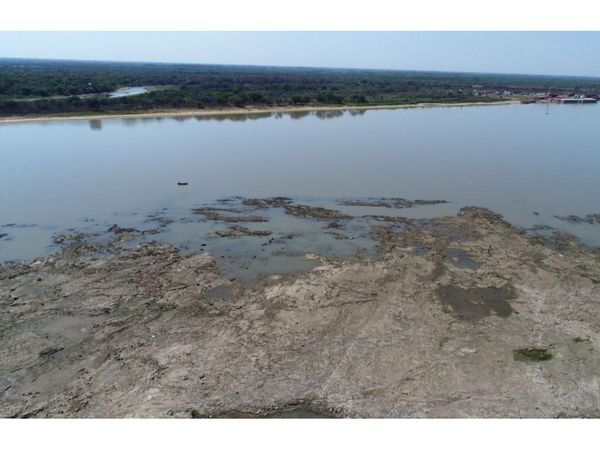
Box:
[2,56,599,80]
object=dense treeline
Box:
[1,58,600,116]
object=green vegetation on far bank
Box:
[2,58,600,117]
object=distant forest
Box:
[2,58,600,116]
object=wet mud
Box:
[192,207,268,223]
[435,285,516,320]
[340,197,448,209]
[283,204,351,220]
[555,213,600,225]
[210,226,272,238]
[241,197,293,209]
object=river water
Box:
[1,103,599,273]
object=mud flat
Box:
[1,206,600,418]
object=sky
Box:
[0,32,599,77]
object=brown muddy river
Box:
[1,103,600,277]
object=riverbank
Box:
[1,204,599,418]
[0,100,519,124]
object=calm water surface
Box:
[1,103,600,266]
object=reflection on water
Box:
[348,109,367,116]
[89,119,102,130]
[315,110,345,119]
[2,103,600,264]
[107,109,364,127]
[287,110,311,120]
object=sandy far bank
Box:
[0,100,520,124]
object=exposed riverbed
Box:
[2,206,600,417]
[1,103,600,417]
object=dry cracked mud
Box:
[1,207,600,418]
